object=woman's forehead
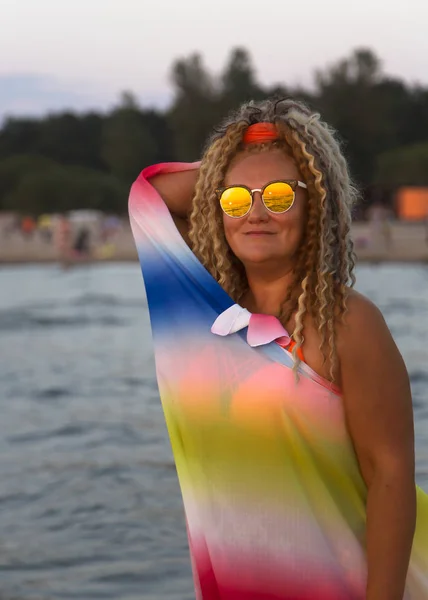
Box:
[224,149,301,186]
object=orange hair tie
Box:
[243,122,278,145]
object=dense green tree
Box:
[3,165,126,214]
[375,142,428,186]
[168,48,271,159]
[0,154,58,205]
[221,48,263,107]
[36,112,105,170]
[0,114,105,170]
[314,49,393,182]
[102,109,157,183]
[101,92,173,183]
[1,46,428,216]
[403,88,428,146]
[0,118,41,159]
[168,53,220,160]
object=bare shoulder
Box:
[338,288,389,348]
[345,287,384,321]
[333,289,389,386]
[336,286,410,394]
[337,286,411,413]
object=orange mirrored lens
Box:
[220,187,252,217]
[262,182,294,213]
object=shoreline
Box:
[1,221,427,266]
[1,255,428,266]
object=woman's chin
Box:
[238,251,290,267]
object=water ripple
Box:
[0,263,426,600]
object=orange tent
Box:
[396,187,428,220]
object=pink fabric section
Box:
[247,313,291,347]
[211,304,291,348]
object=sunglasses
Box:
[216,180,307,218]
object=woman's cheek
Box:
[223,219,240,245]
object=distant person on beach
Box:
[72,227,91,258]
[101,215,121,243]
[129,98,428,598]
[37,214,53,243]
[20,216,36,238]
[367,200,393,250]
[55,215,71,263]
[0,214,19,239]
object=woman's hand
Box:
[338,290,416,600]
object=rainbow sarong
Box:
[129,162,428,599]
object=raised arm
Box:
[150,166,199,244]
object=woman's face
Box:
[222,149,308,271]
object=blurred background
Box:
[0,1,428,599]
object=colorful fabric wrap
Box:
[129,162,428,600]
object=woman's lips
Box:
[244,231,275,235]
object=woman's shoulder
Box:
[339,288,388,345]
[337,287,404,388]
[300,290,387,386]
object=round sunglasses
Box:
[216,180,308,218]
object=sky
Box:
[1,0,428,119]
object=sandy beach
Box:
[1,220,427,265]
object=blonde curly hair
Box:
[188,98,359,381]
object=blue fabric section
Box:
[136,245,232,333]
[129,164,300,372]
[137,245,296,371]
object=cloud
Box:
[0,73,171,122]
[0,73,112,119]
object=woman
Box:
[129,99,428,599]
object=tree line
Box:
[1,47,428,216]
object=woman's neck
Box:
[241,265,296,316]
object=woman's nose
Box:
[247,192,269,222]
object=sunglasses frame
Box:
[216,179,308,219]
